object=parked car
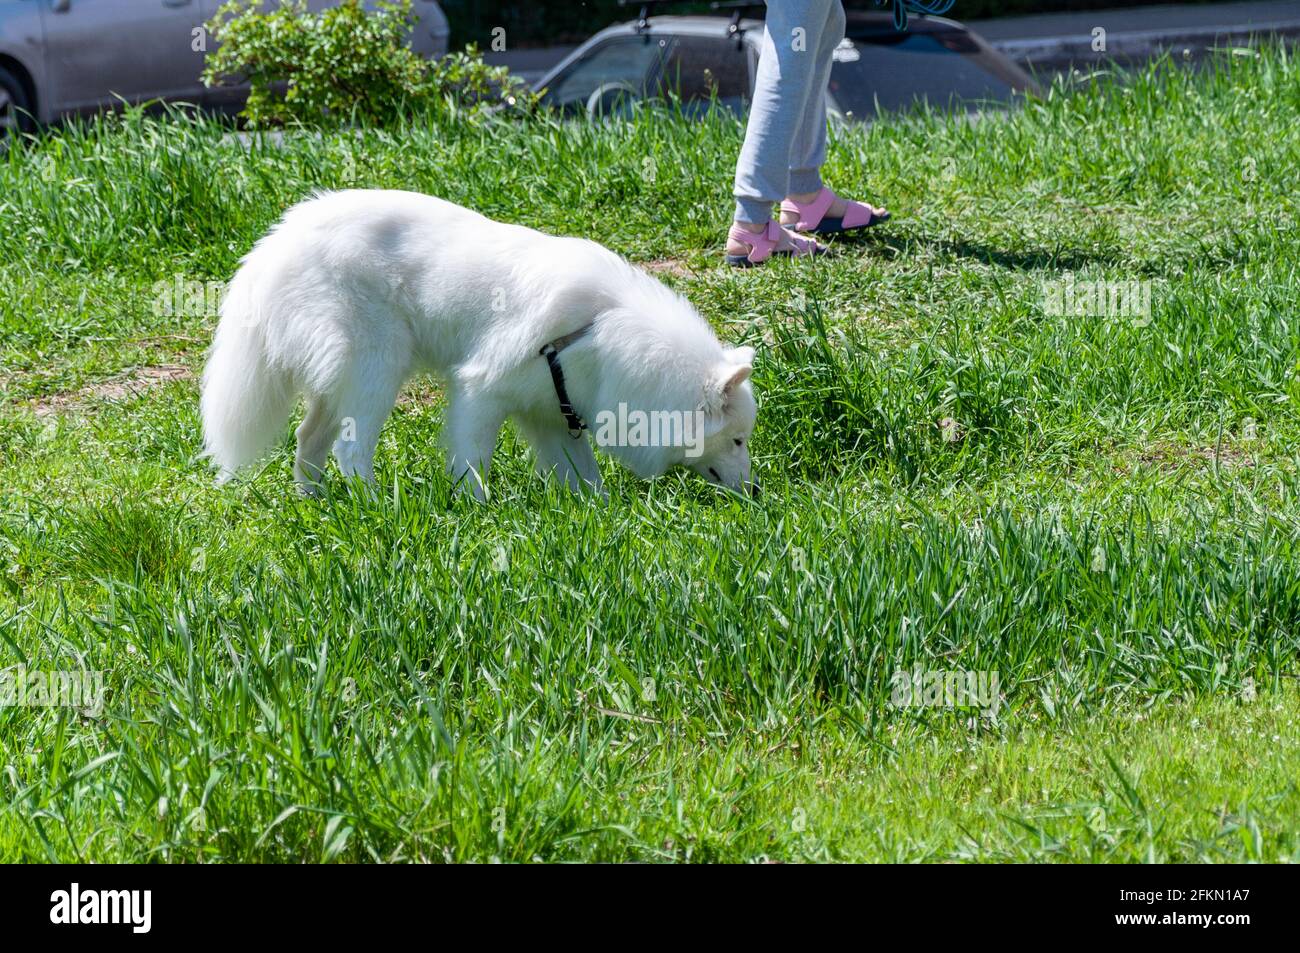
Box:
[0,0,449,137]
[535,8,1038,121]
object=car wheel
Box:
[586,82,640,120]
[0,66,34,145]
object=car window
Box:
[657,36,751,115]
[543,36,671,115]
[828,30,1016,119]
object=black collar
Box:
[538,324,593,438]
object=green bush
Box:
[202,0,535,128]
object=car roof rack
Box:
[709,2,764,39]
[617,0,763,37]
[616,0,679,34]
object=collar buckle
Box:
[538,324,594,439]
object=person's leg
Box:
[728,0,836,257]
[786,0,844,198]
[780,1,887,227]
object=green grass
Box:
[1,49,1299,862]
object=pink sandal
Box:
[725,220,826,268]
[780,187,889,236]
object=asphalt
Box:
[968,0,1300,39]
[483,0,1300,82]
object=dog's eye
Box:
[734,438,743,447]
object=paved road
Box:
[484,0,1300,82]
[968,0,1300,40]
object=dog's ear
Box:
[725,345,755,368]
[702,349,754,416]
[720,363,751,394]
[720,346,754,400]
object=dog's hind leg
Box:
[294,395,337,495]
[516,419,603,495]
[443,388,505,501]
[331,353,407,485]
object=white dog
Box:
[200,190,757,498]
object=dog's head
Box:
[590,343,757,494]
[684,345,758,496]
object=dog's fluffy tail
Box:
[200,264,294,482]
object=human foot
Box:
[724,220,825,267]
[780,187,888,235]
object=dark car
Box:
[535,9,1038,121]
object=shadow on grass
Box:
[865,230,1195,279]
[848,231,1124,272]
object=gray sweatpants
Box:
[733,0,846,224]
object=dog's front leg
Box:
[518,420,604,496]
[443,393,505,501]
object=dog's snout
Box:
[746,479,761,499]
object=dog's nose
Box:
[746,479,761,499]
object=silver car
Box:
[0,0,449,135]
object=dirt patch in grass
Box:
[1117,440,1258,475]
[1145,442,1256,472]
[26,364,194,418]
[639,258,695,278]
[396,375,444,409]
[19,363,445,419]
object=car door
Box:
[540,33,674,117]
[41,0,210,116]
[656,33,753,117]
[828,15,1037,120]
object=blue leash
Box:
[874,0,957,32]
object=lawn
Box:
[0,48,1298,862]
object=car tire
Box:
[0,65,34,144]
[586,82,640,120]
